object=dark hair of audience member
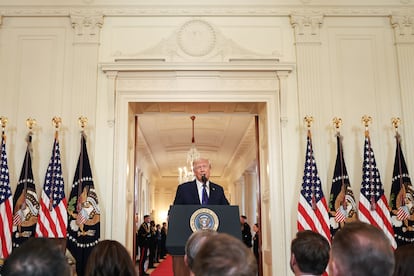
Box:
[393,243,414,276]
[84,239,136,276]
[330,221,394,276]
[1,237,70,276]
[192,232,257,276]
[184,229,217,271]
[291,230,330,275]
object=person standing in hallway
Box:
[252,223,260,266]
[137,215,152,276]
[160,222,168,258]
[147,220,157,269]
[240,215,252,248]
[173,158,229,205]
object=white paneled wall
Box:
[0,2,413,275]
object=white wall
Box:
[0,1,413,275]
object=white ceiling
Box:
[134,102,258,183]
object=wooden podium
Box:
[166,205,241,276]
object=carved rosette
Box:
[177,19,217,57]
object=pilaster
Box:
[290,14,324,116]
[391,13,414,166]
[69,13,103,119]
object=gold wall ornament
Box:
[78,116,88,129]
[304,115,314,129]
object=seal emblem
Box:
[190,208,219,232]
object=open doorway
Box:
[103,60,291,275]
[132,105,263,273]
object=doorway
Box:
[102,61,292,275]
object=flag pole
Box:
[392,117,405,208]
[333,117,347,210]
[362,115,376,211]
[1,116,7,141]
[23,118,36,209]
[49,117,61,211]
[304,116,317,210]
[77,116,87,214]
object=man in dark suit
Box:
[137,214,152,276]
[173,158,229,205]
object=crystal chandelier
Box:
[178,115,200,183]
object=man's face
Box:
[193,159,211,181]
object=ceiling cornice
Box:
[0,5,414,17]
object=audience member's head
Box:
[184,229,217,272]
[1,237,70,276]
[192,232,257,276]
[393,243,414,276]
[290,230,330,276]
[84,239,136,276]
[329,221,395,276]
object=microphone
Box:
[201,174,207,184]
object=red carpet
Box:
[151,255,173,276]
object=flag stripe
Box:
[0,135,13,258]
[0,198,13,258]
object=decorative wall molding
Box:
[1,6,414,17]
[70,13,103,44]
[112,18,281,62]
[391,13,414,43]
[291,14,324,43]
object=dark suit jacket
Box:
[173,180,229,205]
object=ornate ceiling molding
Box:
[1,6,414,17]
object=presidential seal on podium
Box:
[190,208,219,232]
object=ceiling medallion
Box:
[178,19,217,57]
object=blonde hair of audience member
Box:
[290,230,330,276]
[84,239,136,276]
[184,229,217,273]
[329,221,395,276]
[393,243,414,276]
[192,232,257,276]
[1,237,70,276]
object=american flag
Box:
[328,134,357,237]
[36,133,67,238]
[389,132,414,246]
[297,130,331,243]
[0,133,13,258]
[358,133,397,248]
